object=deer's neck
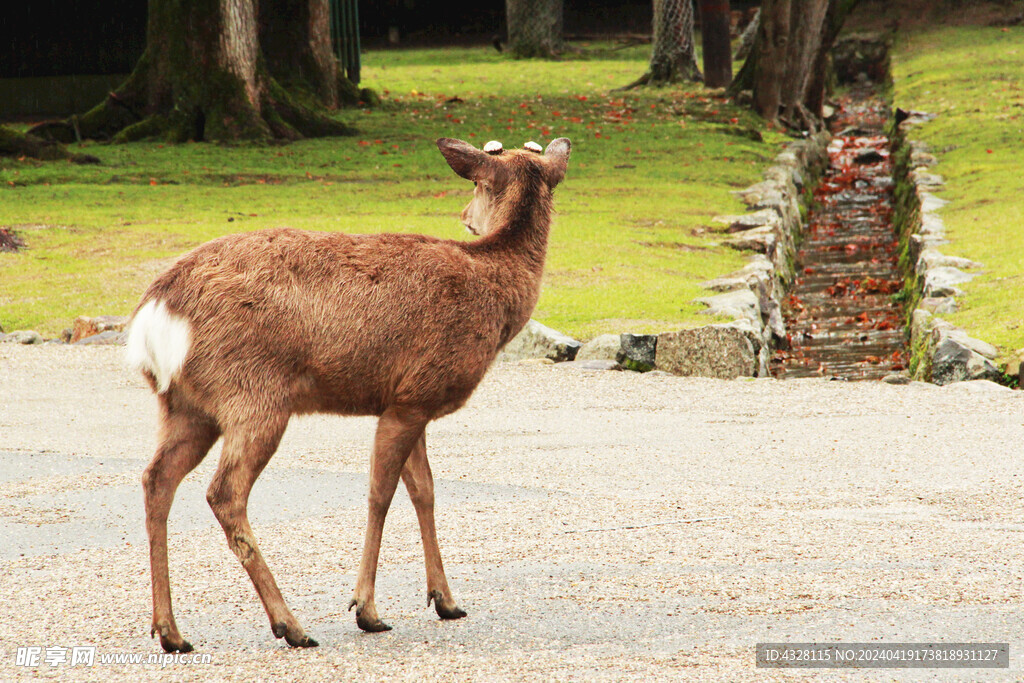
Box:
[478,172,552,276]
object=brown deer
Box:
[126,137,571,652]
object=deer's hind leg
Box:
[143,392,221,653]
[401,432,466,621]
[206,413,317,648]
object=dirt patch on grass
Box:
[0,227,25,253]
[635,240,711,252]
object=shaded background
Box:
[0,0,768,78]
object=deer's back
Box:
[142,228,524,420]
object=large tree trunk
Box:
[650,0,702,82]
[260,0,338,107]
[752,0,791,125]
[618,0,701,89]
[506,0,564,59]
[778,0,830,130]
[699,0,733,88]
[30,0,353,143]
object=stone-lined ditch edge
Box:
[891,114,1006,386]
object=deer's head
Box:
[437,137,571,236]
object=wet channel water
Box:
[771,94,908,380]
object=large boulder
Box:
[941,330,998,361]
[919,297,958,316]
[725,225,776,254]
[655,326,758,379]
[498,320,581,363]
[931,337,1001,386]
[917,250,981,271]
[710,208,780,233]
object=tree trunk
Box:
[30,0,353,144]
[699,0,733,88]
[507,0,564,59]
[779,0,830,130]
[650,0,702,82]
[734,7,759,61]
[618,0,701,89]
[752,0,791,124]
[805,0,861,117]
[260,0,338,107]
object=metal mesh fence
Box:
[507,0,564,58]
[650,0,700,80]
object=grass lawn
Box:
[892,25,1024,360]
[0,43,785,340]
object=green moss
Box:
[113,115,172,143]
[619,357,655,373]
[907,325,932,380]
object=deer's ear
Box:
[437,138,492,181]
[543,138,571,187]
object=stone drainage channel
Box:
[771,93,907,380]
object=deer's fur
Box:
[127,137,570,652]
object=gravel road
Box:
[2,344,1023,681]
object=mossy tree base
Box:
[616,63,703,91]
[26,0,361,145]
[29,61,355,145]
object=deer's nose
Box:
[461,206,478,235]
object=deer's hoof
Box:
[349,597,392,632]
[356,614,392,633]
[153,623,193,653]
[272,622,318,648]
[159,635,193,653]
[437,604,468,620]
[429,590,468,620]
[287,634,319,648]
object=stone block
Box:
[499,319,581,363]
[655,327,757,379]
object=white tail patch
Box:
[125,300,191,393]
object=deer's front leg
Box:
[350,407,428,632]
[401,433,466,621]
